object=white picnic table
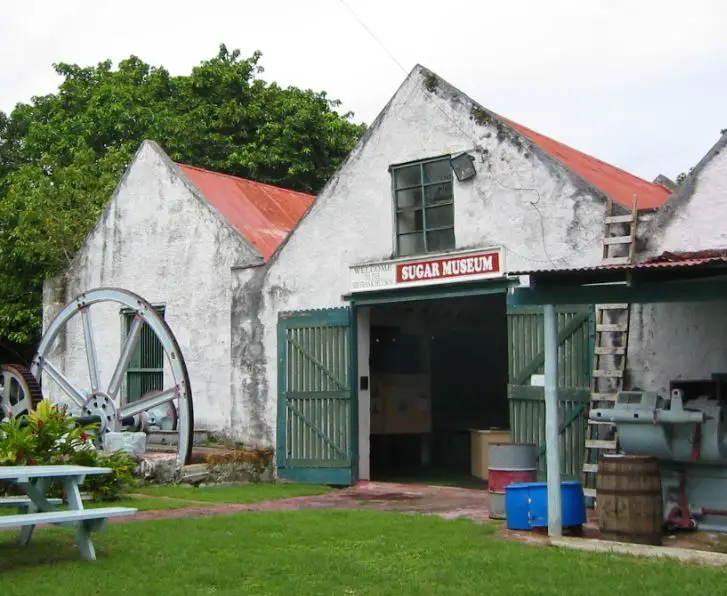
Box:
[0,464,137,561]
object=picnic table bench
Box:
[0,465,137,561]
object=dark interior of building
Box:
[368,293,508,486]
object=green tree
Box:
[0,45,365,348]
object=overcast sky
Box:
[2,0,725,182]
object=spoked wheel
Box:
[0,364,43,420]
[30,288,194,466]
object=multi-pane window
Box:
[392,157,455,257]
[122,306,165,403]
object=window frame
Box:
[120,304,166,405]
[390,154,455,257]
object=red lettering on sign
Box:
[395,252,501,284]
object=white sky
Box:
[1,0,725,181]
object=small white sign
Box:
[350,262,397,292]
[530,374,545,387]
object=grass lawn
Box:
[2,482,334,514]
[2,510,727,595]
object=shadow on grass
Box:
[0,532,103,570]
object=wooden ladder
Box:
[582,196,638,500]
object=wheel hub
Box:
[142,402,178,431]
[82,393,120,434]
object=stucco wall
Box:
[232,67,614,447]
[628,137,727,394]
[648,141,727,254]
[628,301,727,396]
[42,141,260,433]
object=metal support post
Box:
[544,303,562,537]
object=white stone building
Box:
[51,66,727,488]
[229,65,671,484]
[42,141,313,439]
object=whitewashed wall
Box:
[42,141,260,433]
[231,66,614,447]
[628,135,727,395]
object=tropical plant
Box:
[0,402,138,500]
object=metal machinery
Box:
[590,382,727,533]
[0,288,194,467]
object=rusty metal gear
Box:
[0,363,43,419]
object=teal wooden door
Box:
[276,308,356,486]
[507,306,594,480]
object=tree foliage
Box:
[0,45,366,346]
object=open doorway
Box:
[368,293,508,487]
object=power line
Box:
[337,0,409,75]
[335,0,565,266]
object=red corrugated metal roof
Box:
[511,251,727,276]
[503,119,672,210]
[178,164,315,261]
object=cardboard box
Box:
[371,374,432,435]
[470,429,512,480]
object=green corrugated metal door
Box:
[276,308,355,486]
[507,306,594,480]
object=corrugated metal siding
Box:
[507,306,592,480]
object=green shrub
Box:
[0,401,139,501]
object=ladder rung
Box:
[597,304,629,310]
[586,439,618,450]
[583,487,597,498]
[590,392,619,402]
[594,346,626,355]
[582,463,598,473]
[603,236,632,245]
[592,369,624,378]
[601,257,631,266]
[605,215,636,224]
[596,324,628,332]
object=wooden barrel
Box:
[596,454,663,545]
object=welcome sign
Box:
[350,248,504,293]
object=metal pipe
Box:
[590,408,705,425]
[701,508,727,517]
[14,415,102,428]
[72,415,103,427]
[544,303,562,537]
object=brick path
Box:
[114,481,494,524]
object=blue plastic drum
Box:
[505,480,586,531]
